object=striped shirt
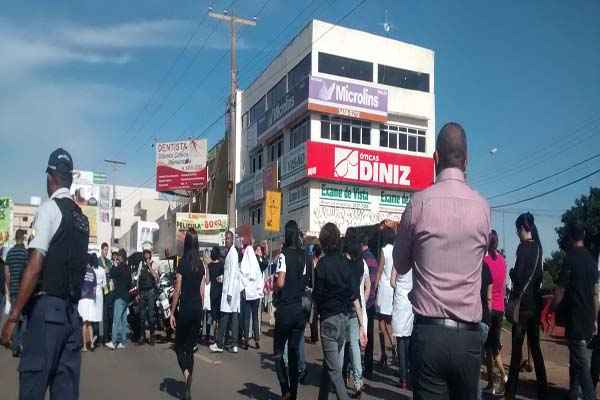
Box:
[6,244,28,300]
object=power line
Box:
[488,151,600,200]
[491,167,600,209]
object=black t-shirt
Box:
[559,247,599,340]
[277,247,305,308]
[179,258,204,313]
[110,262,132,301]
[481,262,493,324]
[0,260,5,295]
[348,257,363,304]
[510,241,543,317]
[313,252,354,320]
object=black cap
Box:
[46,148,73,175]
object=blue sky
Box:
[1,0,599,265]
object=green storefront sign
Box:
[380,190,411,208]
[320,183,369,204]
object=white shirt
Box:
[29,188,72,255]
[275,253,307,275]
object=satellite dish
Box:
[490,147,498,155]
[383,22,391,33]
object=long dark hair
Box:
[183,229,201,272]
[488,230,499,260]
[284,220,302,250]
[515,212,542,252]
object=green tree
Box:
[541,250,565,291]
[555,187,600,258]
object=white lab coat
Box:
[240,246,265,301]
[220,246,241,313]
[392,270,414,338]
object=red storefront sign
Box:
[155,139,207,192]
[305,141,434,191]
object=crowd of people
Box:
[1,125,599,400]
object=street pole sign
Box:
[264,191,282,233]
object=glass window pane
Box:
[418,130,426,136]
[389,132,397,148]
[418,136,426,153]
[399,133,407,149]
[318,52,373,82]
[362,128,371,144]
[331,124,340,141]
[378,64,430,92]
[408,128,417,134]
[351,126,361,144]
[380,130,388,147]
[408,136,417,152]
[321,122,330,139]
[342,125,350,142]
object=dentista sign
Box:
[308,76,388,123]
[305,141,434,191]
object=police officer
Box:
[137,248,158,345]
[1,148,89,400]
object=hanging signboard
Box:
[156,139,208,192]
[264,191,282,233]
[0,197,12,244]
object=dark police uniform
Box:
[138,260,157,338]
[20,189,89,400]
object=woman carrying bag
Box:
[505,213,547,399]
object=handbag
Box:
[505,246,539,324]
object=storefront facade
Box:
[236,20,435,240]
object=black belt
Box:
[415,315,480,331]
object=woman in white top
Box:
[79,253,105,350]
[374,227,396,366]
[391,267,413,389]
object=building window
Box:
[321,115,370,145]
[249,96,266,126]
[288,53,311,89]
[22,216,28,222]
[113,199,122,208]
[267,77,287,109]
[114,218,121,227]
[290,118,310,150]
[378,64,430,92]
[318,52,373,82]
[380,124,426,153]
[252,155,257,173]
[268,136,284,162]
[251,206,262,226]
[258,148,263,170]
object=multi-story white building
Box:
[235,20,435,240]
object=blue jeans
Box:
[112,298,129,344]
[569,339,595,400]
[340,316,363,388]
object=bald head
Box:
[435,122,467,172]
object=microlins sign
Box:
[307,76,388,123]
[305,141,434,191]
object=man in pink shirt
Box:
[394,122,490,400]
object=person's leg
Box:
[251,299,260,343]
[231,312,240,348]
[348,317,363,390]
[447,329,481,400]
[410,324,450,400]
[364,307,375,378]
[384,319,396,363]
[111,299,123,344]
[216,312,231,348]
[298,329,306,374]
[397,336,409,385]
[591,344,600,389]
[526,317,548,397]
[320,314,351,400]
[378,317,387,365]
[288,312,305,399]
[569,339,595,400]
[274,308,291,397]
[49,303,82,400]
[506,321,526,398]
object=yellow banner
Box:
[80,205,98,244]
[264,191,282,233]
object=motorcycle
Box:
[156,271,175,340]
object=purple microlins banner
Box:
[309,76,388,114]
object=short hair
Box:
[568,222,586,242]
[101,242,109,250]
[118,248,127,260]
[284,220,302,249]
[319,223,341,254]
[381,227,395,246]
[210,246,221,261]
[436,122,467,170]
[15,229,26,241]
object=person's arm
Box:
[374,250,385,293]
[5,251,43,322]
[150,261,159,283]
[312,259,325,308]
[4,266,10,301]
[486,284,493,314]
[594,283,599,335]
[390,269,397,289]
[169,273,182,329]
[393,203,415,274]
[363,264,371,304]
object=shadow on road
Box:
[160,377,185,399]
[238,382,280,400]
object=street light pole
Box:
[104,159,126,249]
[209,8,256,230]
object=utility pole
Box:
[104,159,126,249]
[209,8,256,230]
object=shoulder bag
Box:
[505,246,539,324]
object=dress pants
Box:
[217,312,239,349]
[274,304,305,399]
[411,322,481,400]
[243,298,260,341]
[363,306,376,377]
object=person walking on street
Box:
[314,222,354,400]
[309,244,322,344]
[137,248,158,346]
[393,123,490,400]
[208,247,224,344]
[390,262,413,390]
[551,222,599,400]
[78,253,102,351]
[0,257,7,323]
[106,249,132,350]
[170,229,205,400]
[273,220,308,400]
[1,148,90,400]
[361,236,379,380]
[374,227,396,367]
[210,231,241,354]
[5,228,29,357]
[483,230,508,395]
[240,237,264,350]
[505,212,548,399]
[99,243,114,345]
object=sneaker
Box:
[232,346,239,353]
[105,342,116,350]
[117,343,126,349]
[209,343,224,353]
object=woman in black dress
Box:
[170,229,205,400]
[208,246,224,343]
[505,213,547,399]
